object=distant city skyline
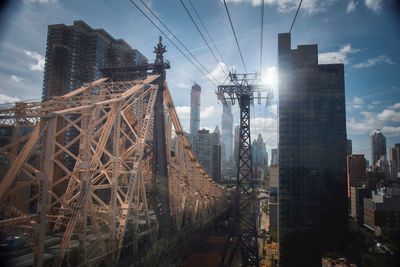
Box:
[0,0,399,162]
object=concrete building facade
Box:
[375,157,397,181]
[192,128,222,182]
[350,186,371,224]
[390,143,400,178]
[268,164,278,241]
[270,148,278,166]
[347,154,366,197]
[42,20,147,100]
[278,32,347,266]
[190,83,201,136]
[363,187,400,230]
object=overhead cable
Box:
[137,0,220,85]
[289,0,303,33]
[187,0,227,68]
[128,0,219,86]
[138,0,221,85]
[259,0,265,74]
[222,0,248,73]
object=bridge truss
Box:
[0,75,225,266]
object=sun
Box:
[261,66,278,89]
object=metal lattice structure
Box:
[0,74,225,266]
[218,72,271,266]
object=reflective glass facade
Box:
[278,33,347,267]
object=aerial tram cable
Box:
[179,0,228,77]
[290,0,303,33]
[187,0,228,70]
[137,0,220,85]
[128,0,219,86]
[259,0,265,74]
[222,0,248,73]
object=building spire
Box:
[154,36,166,66]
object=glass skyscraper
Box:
[371,129,387,166]
[278,33,347,266]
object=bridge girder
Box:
[0,75,225,266]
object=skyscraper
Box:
[251,134,268,183]
[271,148,278,165]
[347,154,367,197]
[371,129,386,166]
[42,20,147,100]
[190,83,201,136]
[346,139,353,155]
[391,143,400,177]
[278,33,347,266]
[221,100,233,161]
[193,128,222,182]
[268,164,278,241]
[211,126,222,182]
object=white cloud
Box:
[0,93,20,104]
[381,126,400,136]
[24,50,45,71]
[25,0,57,3]
[377,109,400,122]
[252,117,276,128]
[319,44,360,64]
[176,106,190,120]
[206,62,230,84]
[364,0,382,13]
[352,96,364,109]
[347,104,400,136]
[176,81,191,90]
[200,106,217,119]
[175,106,191,132]
[10,75,24,83]
[224,0,335,14]
[353,55,395,69]
[347,0,357,13]
[389,103,400,110]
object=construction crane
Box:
[217,72,272,266]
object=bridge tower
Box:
[150,36,174,237]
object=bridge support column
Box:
[151,37,174,237]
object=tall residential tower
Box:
[190,83,201,136]
[278,33,347,267]
[42,20,147,100]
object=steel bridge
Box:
[0,70,227,266]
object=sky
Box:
[0,0,399,163]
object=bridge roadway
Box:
[1,206,230,267]
[0,76,227,266]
